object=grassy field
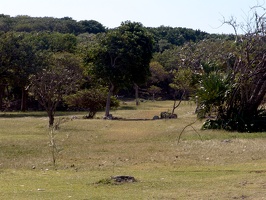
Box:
[0,100,266,199]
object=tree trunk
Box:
[21,87,28,112]
[105,83,114,117]
[49,127,56,168]
[48,110,55,127]
[248,73,266,113]
[0,84,3,110]
[134,83,140,106]
[171,90,185,115]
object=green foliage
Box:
[202,113,266,132]
[88,21,153,88]
[119,21,154,85]
[196,71,230,118]
[0,30,81,111]
[0,15,106,34]
[149,61,168,84]
[33,32,78,53]
[1,10,265,134]
[195,6,266,132]
[170,68,194,92]
[86,21,153,116]
[147,26,210,52]
[0,32,43,80]
[79,20,106,34]
[65,88,119,118]
[202,119,224,130]
[147,85,162,100]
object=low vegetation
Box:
[0,101,265,199]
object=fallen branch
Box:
[177,119,202,143]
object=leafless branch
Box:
[177,119,202,143]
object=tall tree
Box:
[118,21,153,105]
[169,68,194,114]
[88,21,153,117]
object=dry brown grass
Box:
[0,100,266,199]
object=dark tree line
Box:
[148,26,208,51]
[0,14,106,34]
[0,14,219,50]
[0,31,78,111]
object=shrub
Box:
[65,88,119,118]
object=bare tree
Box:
[29,52,82,127]
[219,5,266,131]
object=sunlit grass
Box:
[0,100,265,199]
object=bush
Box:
[65,88,119,118]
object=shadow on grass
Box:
[117,106,137,110]
[0,112,46,118]
[0,111,87,118]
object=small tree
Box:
[146,61,168,101]
[29,52,82,127]
[29,52,82,167]
[149,61,168,84]
[169,68,194,115]
[65,87,119,118]
[147,85,162,101]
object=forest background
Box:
[0,10,265,132]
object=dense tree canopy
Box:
[0,15,106,34]
[0,32,48,111]
[87,21,153,116]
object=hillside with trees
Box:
[0,14,106,34]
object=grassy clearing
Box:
[0,100,266,199]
